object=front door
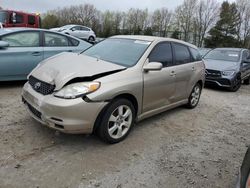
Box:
[143,42,176,113]
[0,31,43,80]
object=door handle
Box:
[31,52,41,56]
[67,50,73,52]
[170,71,176,76]
[192,66,196,71]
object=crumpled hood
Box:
[203,59,238,71]
[30,52,126,90]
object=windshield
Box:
[0,11,7,23]
[199,48,211,57]
[204,49,240,62]
[83,38,151,67]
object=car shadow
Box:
[204,83,230,92]
[0,80,27,89]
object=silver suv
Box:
[22,36,205,143]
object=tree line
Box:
[27,0,250,48]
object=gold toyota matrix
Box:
[22,35,205,143]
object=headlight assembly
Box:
[222,70,236,77]
[54,82,100,99]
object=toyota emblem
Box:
[34,82,41,90]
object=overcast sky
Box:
[0,0,236,13]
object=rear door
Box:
[79,26,90,39]
[143,42,176,113]
[0,31,43,80]
[43,31,78,59]
[172,42,196,101]
[70,26,81,38]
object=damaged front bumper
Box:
[22,82,107,134]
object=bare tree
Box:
[236,0,250,47]
[195,0,220,47]
[152,8,172,37]
[175,0,198,42]
[126,8,148,34]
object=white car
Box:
[57,25,96,42]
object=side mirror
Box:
[71,28,76,31]
[0,41,9,48]
[143,62,163,72]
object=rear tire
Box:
[243,77,250,85]
[88,36,95,42]
[186,83,202,109]
[97,99,135,144]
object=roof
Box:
[0,27,82,42]
[213,48,245,52]
[111,35,198,49]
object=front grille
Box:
[27,103,42,119]
[205,69,221,78]
[29,76,55,95]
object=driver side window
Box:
[1,31,39,47]
[148,42,173,67]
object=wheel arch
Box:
[92,93,139,133]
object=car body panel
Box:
[22,35,205,134]
[22,82,107,133]
[0,28,92,81]
[0,46,43,81]
[30,52,126,90]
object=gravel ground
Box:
[0,82,249,188]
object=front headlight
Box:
[54,82,100,99]
[222,70,236,76]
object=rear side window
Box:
[2,32,39,47]
[189,47,202,61]
[173,43,191,65]
[149,42,173,67]
[28,15,36,25]
[44,32,69,47]
[81,27,90,31]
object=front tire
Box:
[186,83,202,109]
[229,76,241,92]
[98,99,135,144]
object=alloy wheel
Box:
[190,85,201,107]
[108,105,133,139]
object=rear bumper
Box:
[22,82,107,134]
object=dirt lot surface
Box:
[0,82,249,188]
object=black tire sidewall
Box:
[98,99,135,144]
[230,77,241,92]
